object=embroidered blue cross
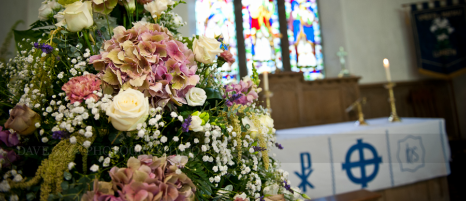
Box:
[294,152,314,192]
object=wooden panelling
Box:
[263,73,459,137]
[360,80,460,139]
[261,72,361,129]
[375,177,449,201]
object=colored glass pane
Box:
[196,0,239,82]
[285,0,324,80]
[242,0,283,75]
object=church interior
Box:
[0,0,465,200]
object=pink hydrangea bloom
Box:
[61,74,101,104]
[82,155,196,201]
[220,50,235,65]
[90,22,199,107]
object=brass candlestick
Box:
[263,90,273,114]
[385,82,401,122]
[346,98,368,126]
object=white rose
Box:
[186,87,207,106]
[144,0,175,18]
[189,115,204,132]
[242,116,258,137]
[260,115,274,131]
[263,183,280,196]
[106,88,149,131]
[55,1,94,32]
[38,0,61,21]
[192,36,223,64]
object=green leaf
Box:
[108,131,124,145]
[64,171,72,180]
[26,193,36,201]
[47,194,55,201]
[61,181,69,190]
[204,87,222,100]
[13,29,43,54]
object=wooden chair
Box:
[309,189,382,201]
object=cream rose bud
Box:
[189,116,204,132]
[144,0,175,18]
[56,1,94,32]
[38,0,61,21]
[106,88,149,131]
[186,87,207,106]
[193,36,223,64]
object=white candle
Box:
[383,58,392,82]
[263,71,269,91]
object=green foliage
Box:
[52,174,94,201]
[204,87,223,100]
[185,160,215,200]
[30,19,55,30]
[13,29,43,56]
[251,63,261,86]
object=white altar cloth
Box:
[273,118,450,199]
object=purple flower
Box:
[0,149,18,168]
[253,146,266,152]
[0,126,19,147]
[226,93,243,107]
[41,44,53,54]
[52,131,70,140]
[33,43,53,54]
[224,79,258,106]
[182,115,192,133]
[275,143,283,150]
[283,180,294,194]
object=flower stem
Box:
[82,30,94,55]
[105,15,112,36]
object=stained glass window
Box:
[285,0,324,80]
[242,0,283,75]
[195,0,238,81]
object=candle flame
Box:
[383,58,389,68]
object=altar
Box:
[273,117,450,200]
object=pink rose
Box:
[220,50,236,65]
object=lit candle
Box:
[263,71,269,91]
[383,58,392,82]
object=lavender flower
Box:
[283,180,294,194]
[41,44,53,54]
[275,143,284,150]
[34,43,53,54]
[182,115,192,133]
[226,93,243,107]
[253,146,266,152]
[52,131,70,140]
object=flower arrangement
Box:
[0,0,309,201]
